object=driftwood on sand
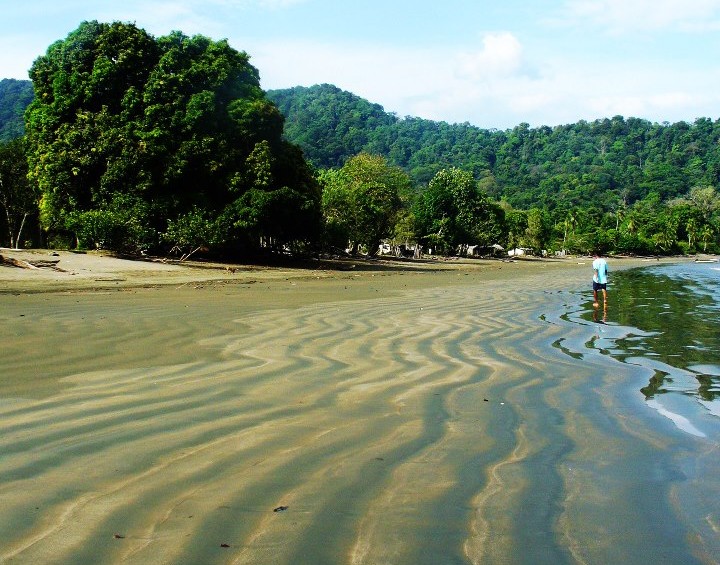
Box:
[0,253,62,271]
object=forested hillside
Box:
[7,79,718,216]
[0,79,33,142]
[267,84,720,214]
[2,60,719,256]
[268,84,397,168]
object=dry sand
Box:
[1,250,711,564]
[0,247,601,292]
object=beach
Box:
[1,250,717,564]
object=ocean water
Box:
[547,260,720,564]
[574,260,720,438]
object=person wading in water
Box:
[592,251,609,311]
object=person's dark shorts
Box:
[593,281,607,291]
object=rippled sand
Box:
[1,255,717,564]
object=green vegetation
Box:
[269,84,396,169]
[0,137,36,248]
[268,84,720,256]
[0,79,34,142]
[319,153,408,254]
[413,167,504,255]
[19,21,320,254]
[1,28,719,257]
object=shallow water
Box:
[575,261,720,430]
[557,260,720,563]
[0,265,718,564]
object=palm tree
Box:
[700,225,714,252]
[562,209,579,251]
[686,218,698,249]
[614,202,626,231]
[622,215,636,235]
[653,217,678,252]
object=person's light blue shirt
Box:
[593,257,608,284]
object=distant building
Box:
[467,244,504,257]
[508,247,533,257]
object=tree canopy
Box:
[413,168,504,254]
[267,86,720,255]
[24,21,321,254]
[268,86,720,214]
[269,84,397,169]
[319,153,408,254]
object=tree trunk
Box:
[3,205,15,249]
[15,212,28,249]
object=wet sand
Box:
[1,251,716,564]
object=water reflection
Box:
[580,262,720,402]
[592,304,607,324]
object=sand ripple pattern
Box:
[1,273,717,564]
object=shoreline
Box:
[0,247,693,298]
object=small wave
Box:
[646,399,706,438]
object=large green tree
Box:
[414,167,505,254]
[320,153,408,254]
[25,21,321,253]
[523,207,550,252]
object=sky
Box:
[3,0,720,130]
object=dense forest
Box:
[1,26,719,257]
[268,84,720,211]
[271,85,720,256]
[0,79,33,142]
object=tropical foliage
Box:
[413,168,505,254]
[268,85,720,255]
[22,21,321,254]
[269,84,396,169]
[319,153,409,254]
[0,138,36,248]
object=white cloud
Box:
[563,0,720,33]
[250,36,552,127]
[455,32,525,80]
[87,0,308,39]
[93,2,221,37]
[183,0,308,8]
[254,0,307,7]
[5,2,720,129]
[251,39,448,101]
[649,91,701,109]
